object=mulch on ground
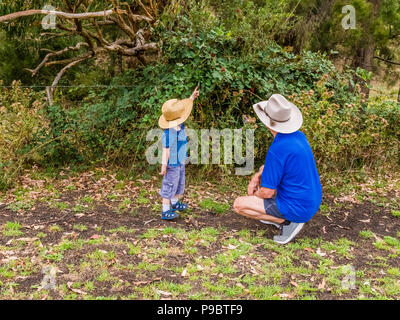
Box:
[1,182,399,299]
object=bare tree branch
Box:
[374,56,400,66]
[0,9,113,22]
[91,18,111,46]
[43,51,94,67]
[136,0,154,20]
[1,1,161,105]
[109,0,137,39]
[96,20,116,26]
[0,8,153,23]
[51,57,89,88]
[47,55,91,105]
[25,42,89,76]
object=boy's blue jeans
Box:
[160,164,185,199]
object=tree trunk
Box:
[397,86,400,103]
[351,0,382,98]
[289,0,336,53]
[351,44,375,98]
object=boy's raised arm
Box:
[190,86,200,100]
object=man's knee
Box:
[233,197,245,214]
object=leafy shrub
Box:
[0,81,46,189]
[1,18,399,189]
[291,76,400,171]
[35,19,353,167]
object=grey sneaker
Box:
[273,220,304,244]
[259,220,281,229]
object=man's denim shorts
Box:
[160,164,185,199]
[264,196,286,220]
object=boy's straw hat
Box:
[158,98,193,129]
[253,94,303,134]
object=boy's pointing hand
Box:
[190,86,200,100]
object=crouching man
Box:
[233,94,322,244]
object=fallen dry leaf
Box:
[16,237,38,242]
[157,290,172,296]
[318,278,326,290]
[133,277,162,286]
[236,283,245,289]
[278,293,294,299]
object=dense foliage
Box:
[0,1,399,190]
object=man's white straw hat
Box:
[253,94,303,134]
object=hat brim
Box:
[158,98,193,129]
[253,100,303,134]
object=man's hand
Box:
[247,180,259,196]
[190,86,200,100]
[247,174,261,195]
[247,165,264,195]
[254,187,276,199]
[160,164,167,175]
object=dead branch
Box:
[109,0,137,39]
[374,56,400,66]
[43,51,94,67]
[96,20,116,26]
[91,19,111,46]
[136,0,154,20]
[0,9,113,23]
[47,54,93,105]
[51,57,88,88]
[0,8,153,23]
[1,1,161,106]
[25,42,89,76]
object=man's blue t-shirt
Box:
[162,123,187,166]
[260,131,322,223]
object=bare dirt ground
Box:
[0,170,399,300]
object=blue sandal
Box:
[161,209,179,220]
[172,201,188,212]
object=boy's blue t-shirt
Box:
[260,131,322,223]
[162,123,187,166]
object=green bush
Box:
[35,19,356,167]
[0,81,46,189]
[1,18,398,189]
[291,76,400,171]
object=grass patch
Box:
[199,198,230,214]
[49,225,62,233]
[359,230,374,239]
[73,224,88,232]
[52,201,69,211]
[136,190,150,205]
[6,200,34,212]
[2,221,24,237]
[391,210,400,218]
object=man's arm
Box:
[248,165,277,198]
[254,186,276,199]
[247,165,264,195]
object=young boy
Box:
[158,86,200,220]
